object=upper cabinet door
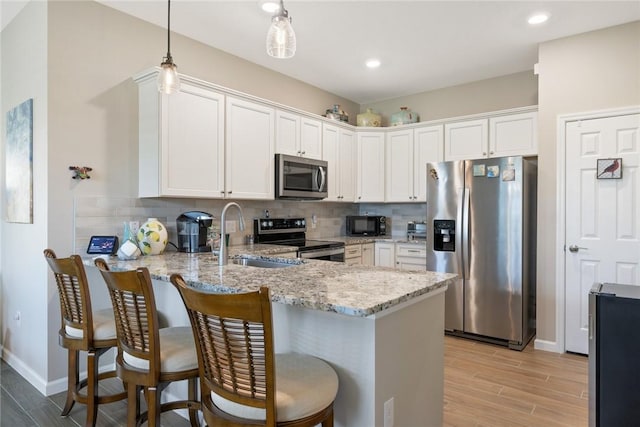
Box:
[138,76,225,198]
[357,132,385,202]
[322,124,340,201]
[339,128,356,202]
[300,117,323,160]
[275,110,300,157]
[444,119,488,161]
[489,112,538,157]
[226,97,275,200]
[385,129,414,202]
[413,125,443,202]
[276,111,323,160]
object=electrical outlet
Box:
[129,221,140,234]
[225,220,237,233]
[384,397,394,427]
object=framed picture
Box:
[5,99,33,223]
[597,158,622,179]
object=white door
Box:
[565,113,640,354]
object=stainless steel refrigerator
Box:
[426,156,537,350]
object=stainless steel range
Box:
[253,218,345,262]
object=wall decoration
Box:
[5,99,33,223]
[597,158,622,179]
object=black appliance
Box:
[589,283,640,427]
[254,218,344,262]
[176,211,214,253]
[275,154,328,200]
[346,215,387,236]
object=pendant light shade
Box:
[266,0,296,59]
[157,0,180,94]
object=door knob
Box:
[568,245,588,253]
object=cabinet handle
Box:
[227,191,233,194]
[301,151,306,155]
[358,196,362,200]
[483,152,487,156]
[408,249,420,253]
[490,151,494,155]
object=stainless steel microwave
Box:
[275,154,328,200]
[346,215,387,236]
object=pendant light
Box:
[266,0,296,59]
[157,0,180,94]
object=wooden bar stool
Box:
[94,259,200,427]
[43,249,126,427]
[170,274,339,427]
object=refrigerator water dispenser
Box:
[434,220,455,251]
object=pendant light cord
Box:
[166,0,172,61]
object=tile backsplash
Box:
[74,197,358,252]
[74,197,427,253]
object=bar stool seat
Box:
[211,353,338,422]
[122,326,199,372]
[64,308,117,340]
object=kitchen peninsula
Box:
[84,250,456,427]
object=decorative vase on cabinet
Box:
[137,218,168,255]
[390,107,419,126]
[357,108,382,127]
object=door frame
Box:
[552,105,640,354]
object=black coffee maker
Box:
[176,211,214,253]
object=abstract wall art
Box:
[5,98,34,223]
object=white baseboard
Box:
[1,346,49,395]
[534,338,563,353]
[1,346,117,396]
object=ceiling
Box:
[5,1,640,104]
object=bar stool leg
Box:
[188,377,199,427]
[85,349,99,427]
[62,349,79,416]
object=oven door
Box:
[298,247,345,262]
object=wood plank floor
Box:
[444,336,588,427]
[1,336,588,426]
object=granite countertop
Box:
[327,236,427,245]
[85,249,455,318]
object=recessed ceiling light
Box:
[260,1,280,13]
[528,13,549,25]
[366,59,381,69]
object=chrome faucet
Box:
[218,202,245,266]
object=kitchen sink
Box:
[231,256,300,269]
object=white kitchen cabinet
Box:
[357,132,385,202]
[395,243,427,271]
[322,124,355,202]
[362,243,375,266]
[489,112,538,157]
[226,97,275,200]
[374,242,395,268]
[444,111,538,161]
[386,125,443,202]
[137,74,225,198]
[345,244,363,266]
[275,110,322,160]
[444,119,488,161]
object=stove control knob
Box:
[268,221,273,227]
[295,220,301,226]
[261,221,268,228]
[301,219,306,226]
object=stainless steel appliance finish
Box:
[426,156,537,350]
[253,218,345,262]
[407,221,427,240]
[345,215,387,236]
[275,154,328,200]
[176,211,214,253]
[589,283,640,427]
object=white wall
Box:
[536,21,640,348]
[361,70,538,125]
[0,0,49,389]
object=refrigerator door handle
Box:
[461,187,470,280]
